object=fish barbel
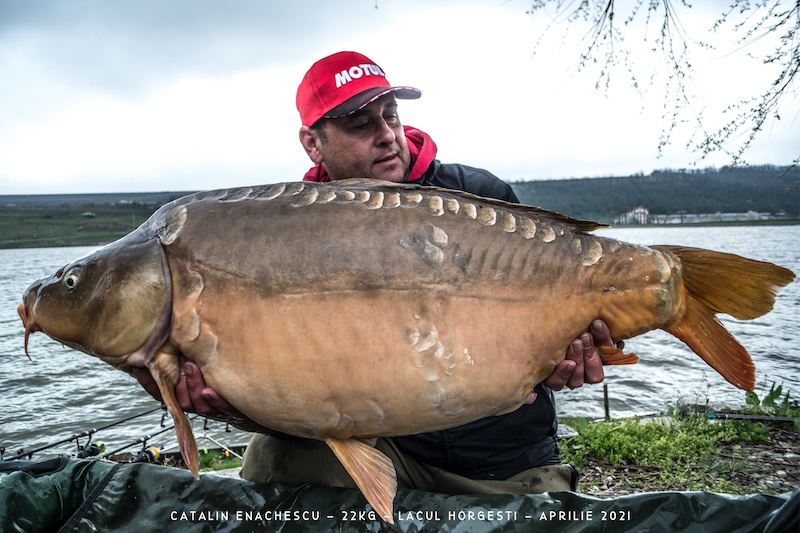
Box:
[18,180,795,522]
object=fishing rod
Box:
[3,405,241,467]
[708,413,800,423]
[102,414,244,464]
[98,413,201,463]
[2,405,167,461]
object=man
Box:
[135,51,619,495]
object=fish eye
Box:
[64,272,79,292]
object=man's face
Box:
[303,95,411,182]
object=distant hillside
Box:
[1,165,797,248]
[511,165,799,223]
[2,191,194,207]
[0,191,197,248]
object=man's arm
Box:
[132,321,619,421]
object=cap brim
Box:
[324,86,421,119]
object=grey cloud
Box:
[0,0,386,97]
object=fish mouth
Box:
[17,302,40,361]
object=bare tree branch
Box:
[528,0,800,177]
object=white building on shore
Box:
[614,206,652,224]
[614,207,781,225]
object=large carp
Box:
[18,180,795,522]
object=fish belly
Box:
[174,287,586,439]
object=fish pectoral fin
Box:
[325,437,397,524]
[598,345,639,365]
[148,351,200,479]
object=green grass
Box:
[562,414,768,465]
[198,448,243,471]
[559,384,797,494]
[0,203,160,249]
[162,448,243,472]
[745,382,800,432]
[560,415,774,493]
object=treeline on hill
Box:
[511,165,799,224]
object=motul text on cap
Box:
[296,51,421,127]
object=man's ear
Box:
[299,126,324,165]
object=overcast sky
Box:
[1,0,798,195]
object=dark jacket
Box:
[394,159,561,480]
[416,160,521,204]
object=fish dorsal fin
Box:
[325,437,397,524]
[325,179,607,234]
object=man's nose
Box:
[375,119,396,144]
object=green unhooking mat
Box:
[1,458,797,532]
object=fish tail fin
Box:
[658,245,795,320]
[667,293,757,390]
[325,437,397,524]
[657,245,795,391]
[148,350,200,479]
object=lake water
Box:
[1,225,798,461]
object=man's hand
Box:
[131,357,270,433]
[543,320,622,391]
[131,356,231,415]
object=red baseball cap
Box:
[296,51,421,127]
